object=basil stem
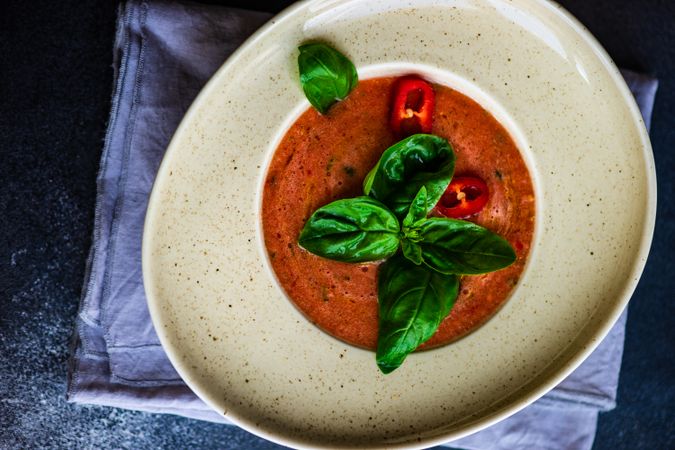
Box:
[297,43,358,114]
[400,187,426,265]
[298,197,400,263]
[416,218,516,274]
[376,255,459,374]
[363,134,455,218]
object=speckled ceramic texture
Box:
[142,0,655,448]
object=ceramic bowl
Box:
[142,0,655,448]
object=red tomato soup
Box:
[262,77,535,350]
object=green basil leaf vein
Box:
[298,196,400,263]
[417,218,516,274]
[298,43,358,114]
[363,134,455,218]
[376,255,459,374]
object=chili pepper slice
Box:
[436,176,489,218]
[390,76,435,136]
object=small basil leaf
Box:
[362,160,378,195]
[402,186,428,229]
[298,196,400,262]
[298,43,358,114]
[364,134,455,218]
[401,240,422,265]
[376,255,459,374]
[417,218,516,274]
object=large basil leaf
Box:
[417,218,516,274]
[298,197,400,262]
[297,43,358,114]
[376,255,459,374]
[363,134,455,218]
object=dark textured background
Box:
[1,0,673,448]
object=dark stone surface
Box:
[0,0,672,449]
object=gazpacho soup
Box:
[262,44,534,373]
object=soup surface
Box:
[262,77,535,350]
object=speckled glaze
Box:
[142,0,655,448]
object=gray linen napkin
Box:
[67,1,658,448]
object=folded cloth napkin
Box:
[67,1,658,448]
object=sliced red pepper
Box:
[390,76,435,137]
[436,176,489,219]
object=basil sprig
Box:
[363,134,455,218]
[377,255,459,374]
[297,43,358,114]
[297,134,517,373]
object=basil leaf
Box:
[298,43,358,114]
[417,218,516,274]
[376,255,459,374]
[298,196,400,262]
[401,187,426,264]
[363,134,455,218]
[402,186,428,229]
[401,240,422,265]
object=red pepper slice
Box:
[436,176,489,218]
[390,76,435,136]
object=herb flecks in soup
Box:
[262,77,534,370]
